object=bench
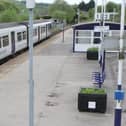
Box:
[92,72,104,88]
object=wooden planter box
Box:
[78,88,107,113]
[87,48,98,60]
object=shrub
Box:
[80,88,106,94]
[0,9,19,22]
[87,47,98,52]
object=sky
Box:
[35,0,122,5]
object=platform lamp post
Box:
[26,1,35,126]
[114,0,125,126]
[113,8,116,22]
[99,0,105,64]
[62,20,65,43]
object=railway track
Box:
[0,30,66,77]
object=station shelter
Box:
[72,22,126,52]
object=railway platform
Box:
[0,29,126,126]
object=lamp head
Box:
[26,0,35,9]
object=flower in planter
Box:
[78,88,107,113]
[80,88,106,94]
[87,47,98,52]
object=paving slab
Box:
[0,29,126,126]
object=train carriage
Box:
[0,28,12,60]
[0,20,59,62]
[12,25,27,52]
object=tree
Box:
[0,9,19,22]
[49,0,75,23]
[87,0,95,9]
[88,8,94,20]
[106,2,118,12]
[78,1,87,11]
[0,0,19,12]
[78,0,95,12]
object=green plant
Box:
[0,8,19,22]
[87,47,98,52]
[80,88,106,94]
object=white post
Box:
[101,0,104,21]
[113,8,116,22]
[26,1,35,126]
[100,0,105,57]
[118,0,125,90]
[114,0,125,126]
[94,0,98,21]
[104,0,106,21]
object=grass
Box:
[80,88,106,94]
[87,47,98,52]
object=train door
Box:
[38,26,40,41]
[11,31,15,55]
[46,24,48,38]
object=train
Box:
[0,20,62,64]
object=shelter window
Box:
[93,32,101,44]
[3,35,9,47]
[94,32,100,37]
[34,29,37,36]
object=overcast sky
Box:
[35,0,122,5]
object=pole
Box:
[26,1,35,126]
[118,0,125,91]
[104,0,106,21]
[62,20,64,42]
[28,9,34,126]
[77,8,80,23]
[100,0,105,61]
[101,0,104,21]
[114,0,125,126]
[113,8,116,22]
[94,0,98,21]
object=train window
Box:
[23,31,27,40]
[33,29,37,36]
[41,27,43,34]
[3,35,9,47]
[41,27,45,34]
[48,24,52,29]
[17,32,22,42]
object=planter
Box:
[87,47,98,60]
[78,88,107,113]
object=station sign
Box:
[94,26,110,32]
[96,12,118,20]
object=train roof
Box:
[0,19,53,29]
